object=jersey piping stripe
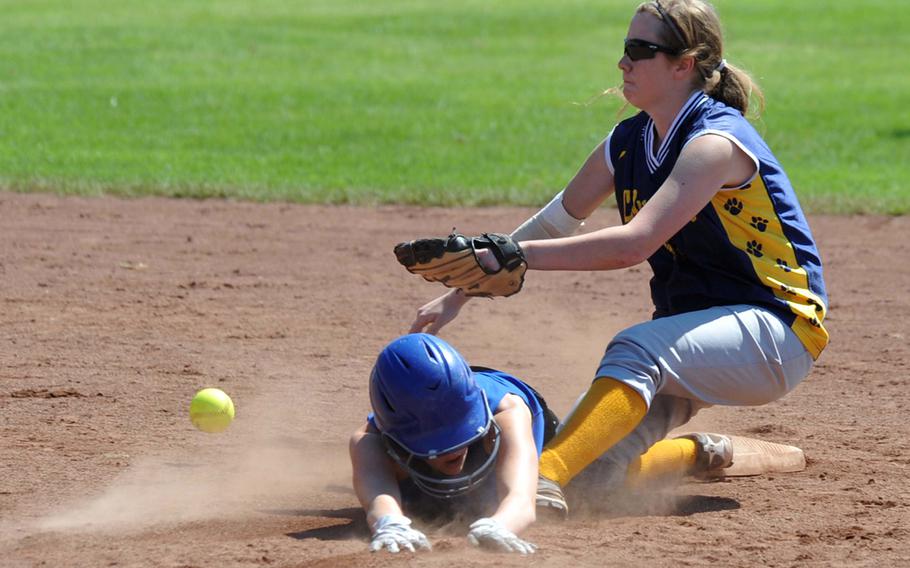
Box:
[685,129,760,189]
[603,127,617,174]
[644,92,708,174]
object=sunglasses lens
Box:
[625,44,655,61]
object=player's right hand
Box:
[408,289,470,335]
[369,514,431,553]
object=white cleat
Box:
[535,474,569,519]
[678,432,734,473]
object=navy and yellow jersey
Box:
[605,91,829,359]
[368,368,549,455]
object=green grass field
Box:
[1,0,907,213]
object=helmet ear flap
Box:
[368,367,395,432]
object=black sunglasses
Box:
[624,38,681,61]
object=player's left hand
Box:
[466,518,537,554]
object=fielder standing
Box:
[397,0,829,516]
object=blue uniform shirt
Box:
[471,368,547,455]
[607,92,829,359]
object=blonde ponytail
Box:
[705,60,765,118]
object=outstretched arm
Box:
[466,394,539,554]
[350,423,405,525]
[521,134,754,271]
[488,397,539,533]
[349,423,431,553]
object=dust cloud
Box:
[36,380,355,533]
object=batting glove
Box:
[369,514,431,553]
[467,517,537,554]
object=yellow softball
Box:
[189,388,235,433]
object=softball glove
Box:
[394,232,527,298]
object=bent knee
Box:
[595,333,663,403]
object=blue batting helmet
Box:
[369,333,500,498]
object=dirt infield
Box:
[2,191,908,567]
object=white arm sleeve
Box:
[510,190,585,241]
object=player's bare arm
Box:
[349,422,406,526]
[487,394,538,534]
[560,140,616,220]
[520,134,753,271]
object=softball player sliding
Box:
[349,333,559,553]
[407,0,829,517]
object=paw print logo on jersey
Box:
[779,283,796,295]
[750,216,769,232]
[776,258,792,272]
[724,198,744,216]
[746,240,763,257]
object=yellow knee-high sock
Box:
[624,438,697,489]
[538,378,647,487]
